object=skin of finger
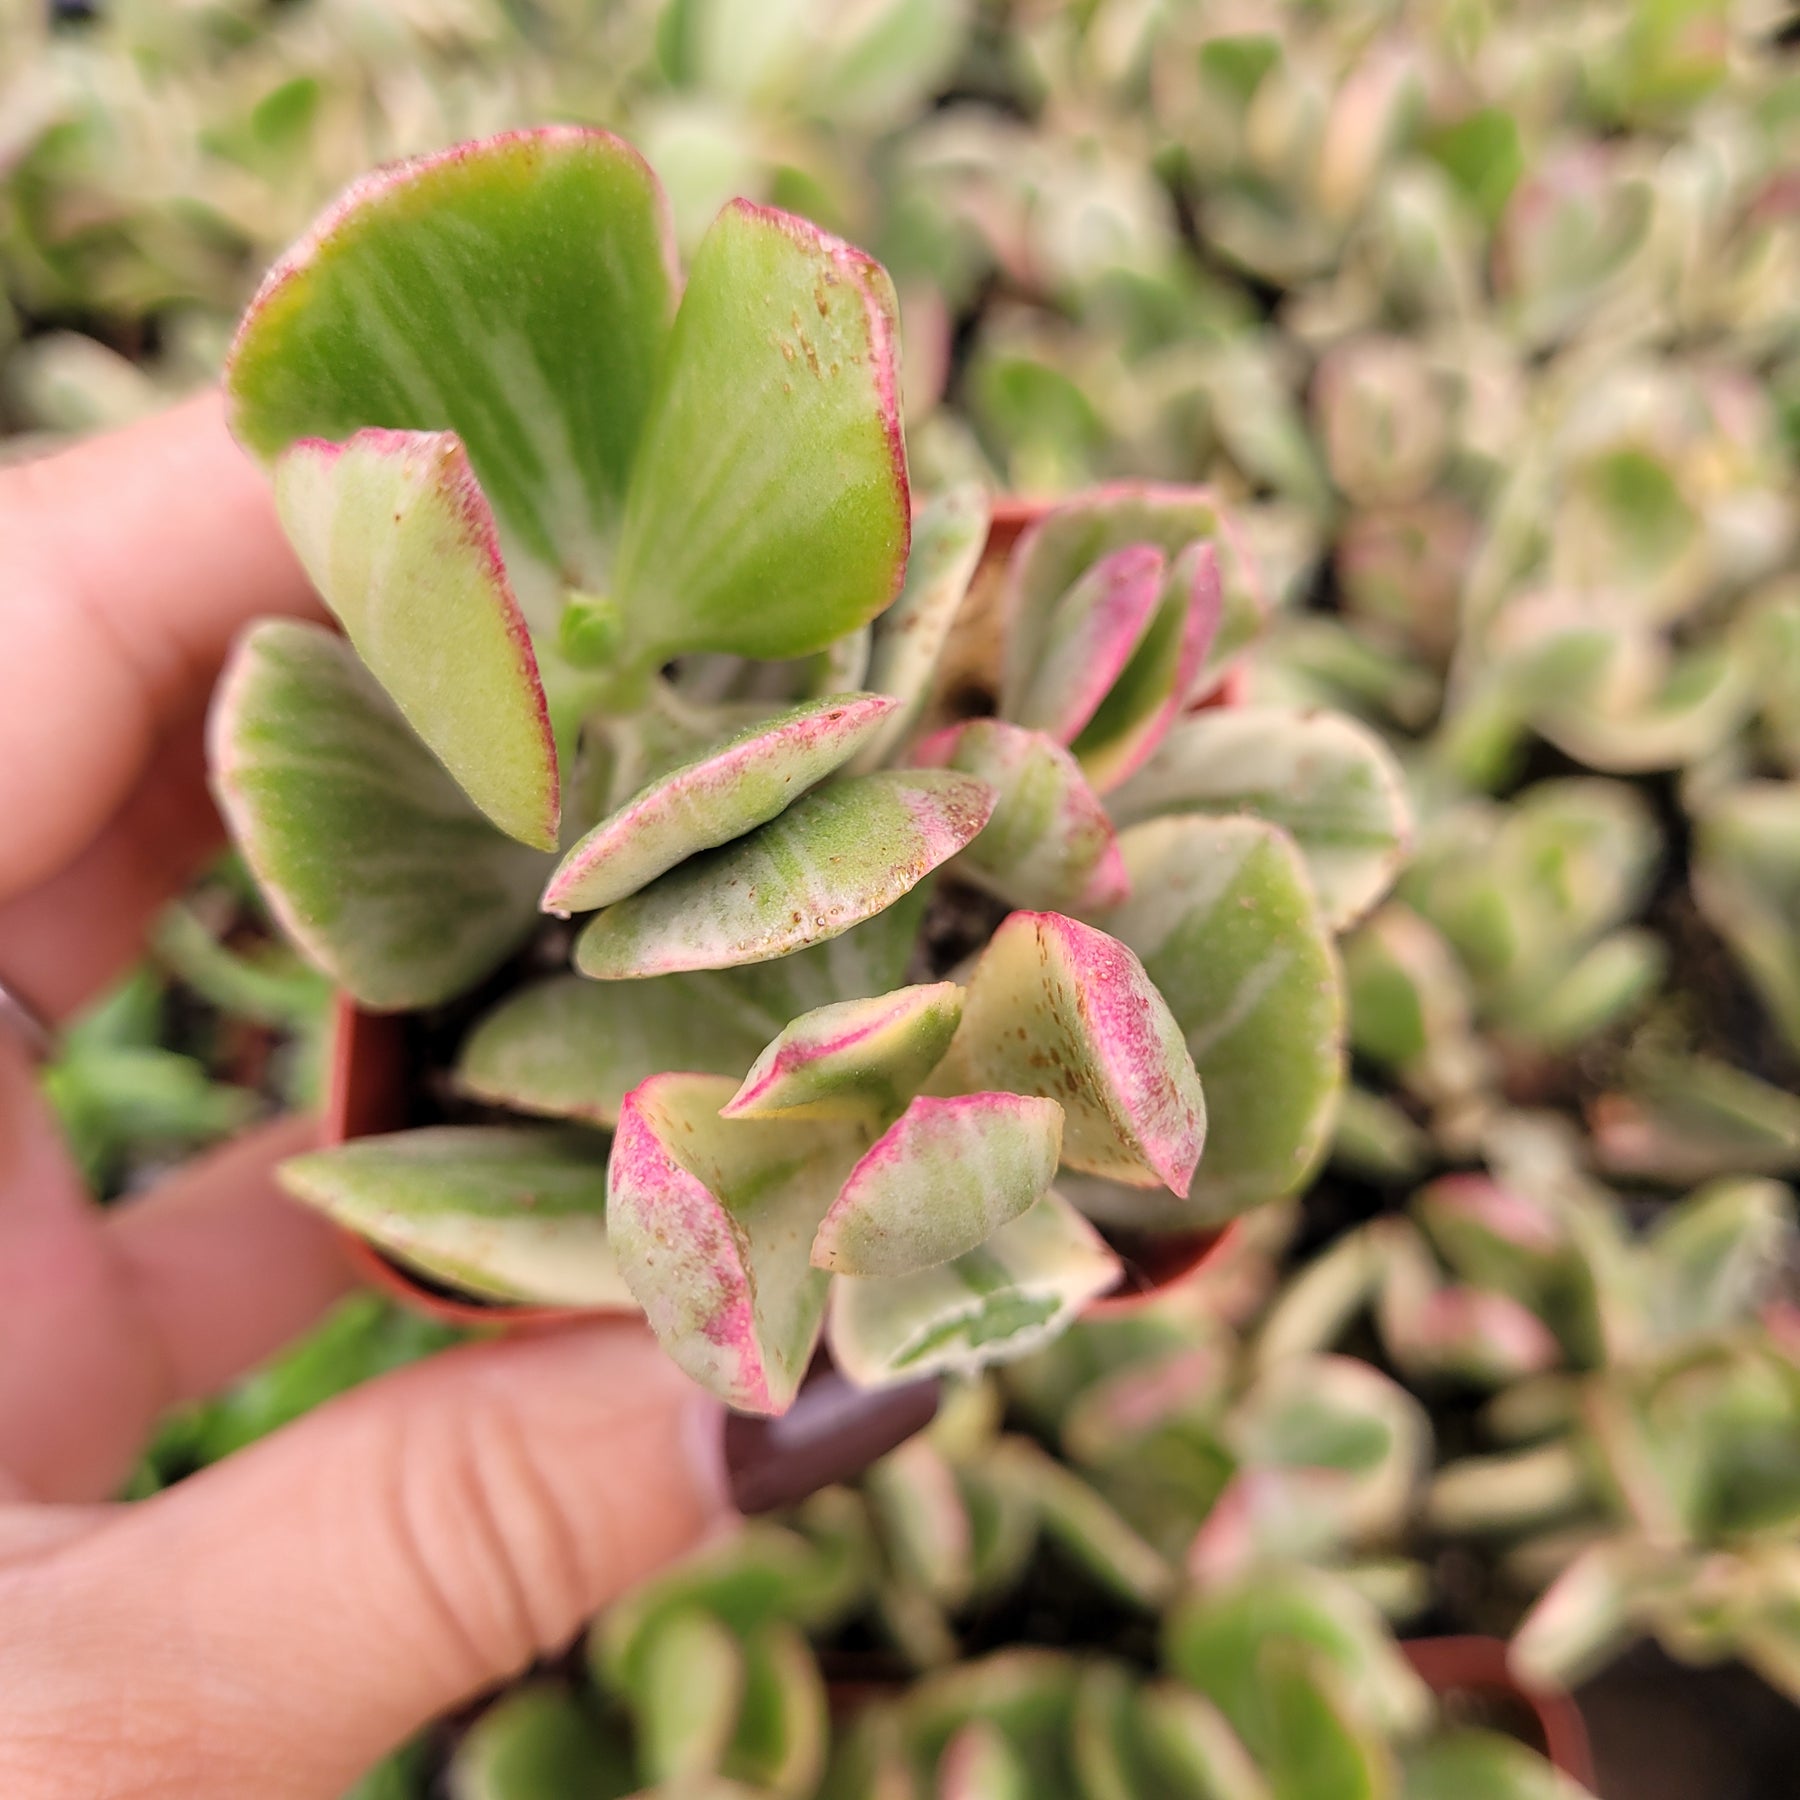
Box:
[0,700,225,1024]
[0,392,318,906]
[0,1037,352,1501]
[0,1323,732,1800]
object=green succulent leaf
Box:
[613,198,909,665]
[911,719,1129,912]
[272,429,559,849]
[454,973,771,1128]
[1109,707,1412,932]
[1694,783,1800,1055]
[209,621,547,1012]
[278,1127,629,1309]
[1001,485,1251,713]
[573,771,994,979]
[853,484,992,773]
[545,693,898,913]
[937,1720,1031,1800]
[724,983,964,1123]
[932,910,1207,1195]
[447,1683,634,1800]
[1071,541,1222,793]
[608,1073,870,1413]
[1403,1729,1588,1800]
[228,128,677,593]
[638,1609,745,1786]
[827,1190,1121,1385]
[991,1436,1178,1609]
[1139,1683,1273,1800]
[1100,816,1344,1225]
[1164,1570,1430,1761]
[725,1622,829,1796]
[1005,542,1166,744]
[811,1092,1065,1276]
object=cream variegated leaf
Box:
[574,771,994,979]
[608,1073,871,1413]
[811,1092,1065,1276]
[828,1191,1121,1385]
[932,910,1206,1195]
[278,1127,631,1309]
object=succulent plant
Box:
[204,128,1407,1416]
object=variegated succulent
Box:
[206,128,1409,1417]
[1265,1121,1800,1701]
[444,1530,1587,1800]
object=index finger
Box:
[0,393,319,906]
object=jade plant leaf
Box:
[723,983,964,1123]
[454,973,771,1128]
[911,719,1129,912]
[209,621,547,1012]
[544,692,899,914]
[1694,782,1800,1055]
[1098,816,1344,1226]
[938,1720,1031,1800]
[828,1190,1122,1384]
[931,910,1206,1195]
[227,128,677,592]
[723,1621,829,1795]
[637,1609,744,1785]
[1001,484,1250,711]
[1139,1682,1272,1800]
[1403,1730,1586,1800]
[811,1093,1065,1276]
[573,771,994,979]
[612,199,910,666]
[278,1127,630,1308]
[608,1073,871,1412]
[273,429,559,849]
[447,1683,634,1800]
[1109,707,1412,932]
[1071,542,1222,793]
[1005,542,1166,745]
[852,484,992,773]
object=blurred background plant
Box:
[9,0,1800,1794]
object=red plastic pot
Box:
[1403,1635,1596,1790]
[321,493,1247,1326]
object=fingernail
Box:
[725,1371,941,1514]
[680,1391,737,1520]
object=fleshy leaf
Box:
[911,719,1128,912]
[544,692,898,914]
[278,1127,630,1308]
[828,1190,1121,1384]
[228,128,677,591]
[273,430,559,849]
[1001,484,1253,713]
[1070,542,1222,792]
[455,974,771,1128]
[573,771,994,980]
[1694,783,1800,1055]
[1403,1729,1587,1800]
[1005,542,1166,744]
[932,911,1206,1195]
[608,1073,870,1412]
[1101,816,1344,1225]
[812,1093,1065,1276]
[209,621,546,1011]
[613,199,910,665]
[852,484,992,773]
[1109,707,1412,931]
[723,983,964,1123]
[447,1684,633,1800]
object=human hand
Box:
[0,397,733,1798]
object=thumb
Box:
[0,1320,731,1799]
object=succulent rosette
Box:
[208,128,1410,1416]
